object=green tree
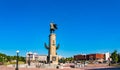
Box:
[6,56,12,62]
[59,58,65,63]
[0,52,26,65]
[110,50,118,63]
[0,53,7,64]
[0,57,3,62]
[65,57,74,62]
[19,56,26,62]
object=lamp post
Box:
[28,52,32,66]
[16,50,19,70]
[84,54,86,67]
[83,54,86,67]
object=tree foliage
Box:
[0,52,25,64]
[0,53,7,63]
[65,57,74,62]
[59,58,65,63]
[59,57,74,63]
[110,50,118,63]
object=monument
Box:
[45,23,60,64]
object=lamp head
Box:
[16,50,19,53]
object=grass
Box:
[4,61,25,65]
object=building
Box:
[26,52,38,63]
[74,53,107,63]
[26,52,48,63]
[105,52,110,61]
[87,54,104,60]
[37,55,47,63]
[26,52,63,64]
[87,54,105,62]
[74,54,86,60]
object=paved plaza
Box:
[0,64,120,70]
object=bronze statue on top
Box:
[50,23,57,33]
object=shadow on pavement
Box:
[88,67,120,70]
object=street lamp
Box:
[82,54,86,67]
[16,50,19,70]
[84,54,86,67]
[28,52,32,66]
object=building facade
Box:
[105,52,110,60]
[37,55,47,63]
[74,53,109,62]
[26,52,47,63]
[26,52,38,63]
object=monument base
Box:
[49,55,58,64]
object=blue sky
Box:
[0,0,120,57]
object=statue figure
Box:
[50,23,57,33]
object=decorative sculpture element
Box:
[44,43,60,50]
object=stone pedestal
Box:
[49,55,58,64]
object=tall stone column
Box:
[45,23,60,64]
[49,33,56,56]
[49,33,58,64]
